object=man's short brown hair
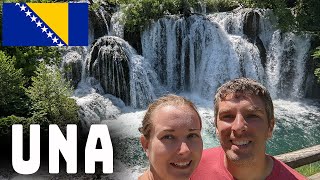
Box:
[214,77,274,127]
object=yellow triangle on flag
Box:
[27,3,68,44]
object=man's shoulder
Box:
[202,146,222,158]
[267,156,307,180]
[191,147,230,180]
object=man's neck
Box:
[224,155,274,180]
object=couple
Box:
[138,77,306,180]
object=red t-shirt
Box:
[191,147,307,180]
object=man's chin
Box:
[225,151,255,165]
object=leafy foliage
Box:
[205,0,239,12]
[0,0,75,130]
[116,0,316,33]
[295,0,320,32]
[26,63,79,127]
[118,0,202,32]
[0,51,30,117]
[0,115,30,137]
[0,47,62,80]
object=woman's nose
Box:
[178,141,191,155]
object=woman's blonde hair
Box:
[139,94,202,139]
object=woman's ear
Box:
[140,135,149,157]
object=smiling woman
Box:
[138,94,203,180]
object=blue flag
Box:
[2,2,88,46]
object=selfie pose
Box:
[139,94,203,180]
[192,77,306,180]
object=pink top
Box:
[191,147,307,180]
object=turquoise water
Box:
[107,97,320,178]
[267,99,320,155]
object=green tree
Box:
[295,0,320,32]
[26,63,79,127]
[0,51,29,117]
[0,47,62,81]
[119,0,202,32]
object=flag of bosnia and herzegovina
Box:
[2,2,88,46]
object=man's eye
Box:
[247,114,259,119]
[221,115,234,119]
[188,133,200,139]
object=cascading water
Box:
[141,9,311,100]
[265,31,311,98]
[62,7,320,180]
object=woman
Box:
[138,94,203,180]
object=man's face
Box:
[215,93,274,165]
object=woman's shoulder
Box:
[138,170,151,180]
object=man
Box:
[191,77,306,179]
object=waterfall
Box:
[57,6,320,180]
[110,11,124,38]
[141,9,311,100]
[81,36,162,108]
[69,8,314,122]
[65,8,314,129]
[265,31,311,98]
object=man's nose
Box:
[231,113,248,133]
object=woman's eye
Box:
[162,135,174,140]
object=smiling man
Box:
[191,77,306,180]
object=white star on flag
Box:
[25,10,32,16]
[52,37,58,43]
[41,26,48,33]
[20,4,26,11]
[47,31,53,38]
[31,15,37,22]
[15,3,20,6]
[57,42,64,47]
[36,21,43,27]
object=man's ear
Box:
[140,135,149,157]
[267,118,275,139]
[215,127,220,139]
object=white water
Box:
[88,94,320,180]
[61,7,319,179]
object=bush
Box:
[26,63,79,128]
[1,47,62,79]
[119,0,202,32]
[0,115,30,137]
[205,0,239,13]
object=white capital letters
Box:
[85,124,113,173]
[12,124,40,174]
[49,124,77,174]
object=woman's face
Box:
[141,105,203,180]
